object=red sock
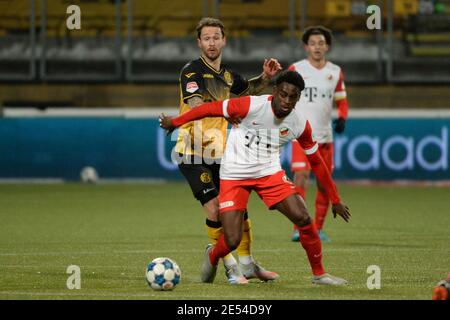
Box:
[299,222,325,276]
[295,186,306,200]
[209,234,232,266]
[314,191,329,230]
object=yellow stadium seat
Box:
[394,0,418,16]
[325,0,351,17]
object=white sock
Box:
[223,255,237,268]
[238,255,254,265]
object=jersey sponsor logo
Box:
[185,72,196,78]
[303,87,318,103]
[203,74,214,79]
[219,201,234,209]
[280,127,289,137]
[186,81,199,93]
[223,71,232,85]
[200,172,212,183]
[244,131,261,148]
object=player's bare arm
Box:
[187,96,204,108]
[297,122,351,223]
[245,58,282,95]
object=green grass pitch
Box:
[0,182,449,300]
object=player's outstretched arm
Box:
[296,121,351,222]
[246,58,282,95]
[159,100,224,134]
[307,151,351,222]
[159,97,250,134]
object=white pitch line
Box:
[1,265,446,272]
[0,247,447,257]
[0,291,275,299]
[0,249,202,256]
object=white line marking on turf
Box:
[0,291,271,299]
[0,247,447,256]
[1,265,447,272]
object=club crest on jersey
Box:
[186,81,199,93]
[328,74,333,80]
[280,127,289,137]
[200,172,212,183]
[223,71,232,85]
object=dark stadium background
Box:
[0,0,449,301]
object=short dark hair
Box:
[275,70,305,92]
[302,26,332,46]
[196,17,225,39]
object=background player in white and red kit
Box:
[160,71,351,285]
[288,26,349,242]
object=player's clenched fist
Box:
[159,113,175,134]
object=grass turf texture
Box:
[0,183,448,300]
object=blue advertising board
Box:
[0,115,448,181]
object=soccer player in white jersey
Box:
[159,71,351,286]
[288,26,349,242]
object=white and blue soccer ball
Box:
[146,257,181,291]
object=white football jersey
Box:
[289,59,346,143]
[220,95,317,180]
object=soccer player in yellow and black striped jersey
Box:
[174,17,281,284]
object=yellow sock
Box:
[206,223,235,265]
[237,218,253,258]
[206,224,222,245]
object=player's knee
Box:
[203,198,220,221]
[224,233,241,251]
[293,211,311,228]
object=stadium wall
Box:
[0,109,449,182]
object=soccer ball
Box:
[80,166,98,183]
[146,257,181,291]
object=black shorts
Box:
[177,154,221,206]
